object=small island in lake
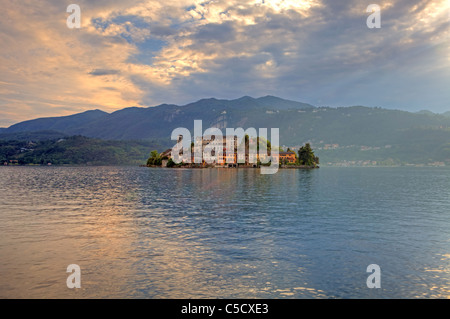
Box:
[146,135,319,169]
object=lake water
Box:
[0,166,449,299]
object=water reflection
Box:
[0,166,449,298]
[0,167,139,298]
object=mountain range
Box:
[2,96,314,140]
[1,96,450,165]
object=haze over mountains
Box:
[1,96,450,165]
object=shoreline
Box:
[143,164,319,169]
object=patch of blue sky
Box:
[111,15,149,28]
[128,38,167,65]
[91,17,109,31]
[91,15,151,42]
[91,14,167,65]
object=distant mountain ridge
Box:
[2,96,450,165]
[5,109,108,134]
[3,96,314,140]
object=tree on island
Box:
[166,158,176,167]
[147,150,162,166]
[241,135,272,153]
[297,143,319,166]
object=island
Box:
[146,135,319,169]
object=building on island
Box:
[154,137,319,168]
[279,151,297,164]
[167,135,274,167]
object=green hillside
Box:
[0,136,166,166]
[2,96,450,166]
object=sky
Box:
[0,0,449,126]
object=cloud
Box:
[0,0,449,125]
[89,69,121,76]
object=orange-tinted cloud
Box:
[1,0,449,125]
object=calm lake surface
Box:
[0,166,449,299]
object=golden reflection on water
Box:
[420,253,450,299]
[0,167,145,298]
[1,167,450,299]
[0,167,310,298]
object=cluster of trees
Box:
[146,150,175,167]
[245,137,318,167]
[240,135,272,153]
[297,143,320,166]
[146,150,163,166]
[0,136,160,165]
